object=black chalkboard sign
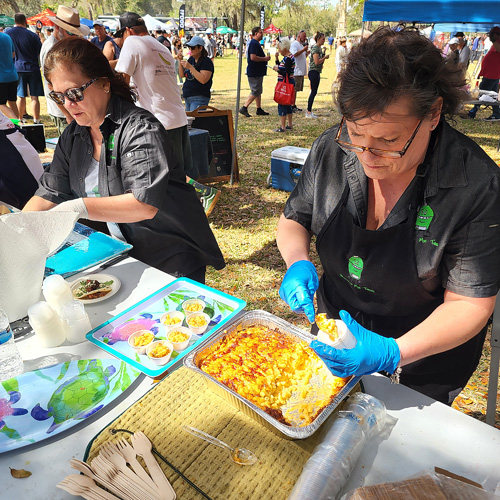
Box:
[187,106,239,183]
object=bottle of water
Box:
[0,309,24,381]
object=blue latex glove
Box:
[279,260,319,323]
[311,310,401,377]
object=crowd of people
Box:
[0,11,499,405]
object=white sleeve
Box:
[115,38,137,76]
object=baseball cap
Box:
[114,12,145,38]
[185,35,205,47]
[449,37,459,45]
[93,20,104,27]
[154,24,162,30]
[205,28,212,34]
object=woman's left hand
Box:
[273,65,278,71]
[311,310,401,378]
[181,60,193,71]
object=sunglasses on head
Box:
[48,77,98,105]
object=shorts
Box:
[0,80,18,104]
[17,70,44,98]
[294,75,304,92]
[278,104,293,116]
[247,76,264,96]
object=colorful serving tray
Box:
[0,359,140,453]
[86,278,246,378]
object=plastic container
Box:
[287,393,387,500]
[160,311,185,332]
[0,308,24,381]
[317,318,357,350]
[42,274,74,316]
[27,301,66,348]
[182,299,206,315]
[186,312,210,335]
[146,340,174,366]
[167,326,192,351]
[61,300,92,344]
[128,330,156,354]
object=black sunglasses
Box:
[48,78,99,105]
[335,116,424,159]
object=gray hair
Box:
[278,37,291,51]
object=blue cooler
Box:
[269,146,310,192]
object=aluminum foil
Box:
[183,310,360,440]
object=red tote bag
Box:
[273,74,296,106]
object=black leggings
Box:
[307,70,321,112]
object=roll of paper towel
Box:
[0,211,78,321]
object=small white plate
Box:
[70,273,121,304]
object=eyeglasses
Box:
[334,116,424,159]
[48,78,98,105]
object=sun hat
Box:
[48,6,90,37]
[185,35,206,47]
[113,12,145,38]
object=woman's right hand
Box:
[279,260,319,323]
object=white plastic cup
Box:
[317,319,357,350]
[28,301,66,347]
[61,300,92,343]
[42,274,73,316]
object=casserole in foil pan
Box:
[184,310,360,440]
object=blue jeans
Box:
[469,77,500,118]
[184,95,210,112]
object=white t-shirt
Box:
[290,40,307,76]
[116,35,187,130]
[40,34,66,119]
[0,113,43,181]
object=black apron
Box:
[0,128,39,209]
[315,175,487,404]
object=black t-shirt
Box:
[182,56,214,98]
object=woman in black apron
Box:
[277,26,500,405]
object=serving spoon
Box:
[183,425,258,466]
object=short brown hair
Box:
[336,25,466,120]
[14,13,26,25]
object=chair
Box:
[486,292,500,426]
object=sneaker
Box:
[274,127,285,132]
[305,111,318,118]
[285,125,293,130]
[200,187,221,216]
[483,115,500,121]
[256,108,270,116]
[239,106,251,117]
[33,119,42,124]
[22,113,33,120]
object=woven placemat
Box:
[85,366,357,500]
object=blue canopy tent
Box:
[433,23,498,33]
[362,0,499,24]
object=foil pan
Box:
[183,310,360,440]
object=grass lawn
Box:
[36,49,500,426]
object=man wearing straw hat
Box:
[41,6,90,135]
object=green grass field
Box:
[36,50,500,425]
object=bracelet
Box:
[390,365,402,384]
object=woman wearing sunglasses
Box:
[277,26,500,405]
[23,38,225,283]
[177,36,214,112]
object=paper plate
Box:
[70,274,121,304]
